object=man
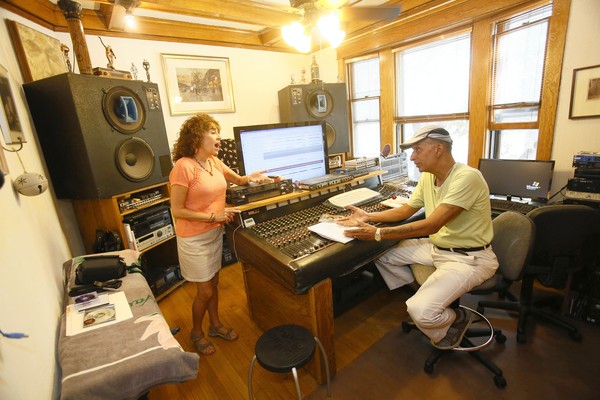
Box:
[339,125,498,349]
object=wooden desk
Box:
[228,171,414,384]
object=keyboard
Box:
[490,198,538,214]
[327,188,382,208]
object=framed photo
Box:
[161,54,235,115]
[0,145,8,175]
[0,64,25,145]
[569,64,600,119]
[6,20,68,83]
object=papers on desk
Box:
[66,291,133,336]
[309,222,355,244]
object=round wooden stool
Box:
[248,324,331,399]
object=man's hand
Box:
[343,220,377,240]
[336,205,369,227]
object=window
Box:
[348,56,380,157]
[488,5,552,159]
[394,32,471,179]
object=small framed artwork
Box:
[569,64,600,119]
[161,54,235,115]
[0,64,25,145]
[6,20,69,83]
[0,145,8,175]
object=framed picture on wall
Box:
[0,144,8,175]
[569,64,600,119]
[161,54,236,115]
[6,20,69,83]
[0,64,25,145]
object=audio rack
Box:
[118,189,163,212]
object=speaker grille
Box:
[115,137,155,182]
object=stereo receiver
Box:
[226,179,294,205]
[123,204,174,251]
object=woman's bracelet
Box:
[209,213,215,223]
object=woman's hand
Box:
[336,205,369,227]
[248,170,273,184]
[215,207,241,223]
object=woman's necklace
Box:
[195,157,213,176]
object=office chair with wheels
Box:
[478,204,600,343]
[403,211,536,388]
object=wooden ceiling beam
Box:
[139,0,300,28]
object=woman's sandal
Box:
[190,333,216,355]
[208,324,238,341]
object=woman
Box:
[169,113,271,355]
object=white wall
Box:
[0,9,336,400]
[551,0,600,198]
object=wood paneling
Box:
[537,0,571,160]
[468,17,493,167]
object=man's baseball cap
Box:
[400,125,453,150]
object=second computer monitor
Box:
[478,158,555,201]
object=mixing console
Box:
[246,184,410,259]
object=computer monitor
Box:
[478,158,555,201]
[233,121,329,183]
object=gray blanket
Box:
[59,251,199,400]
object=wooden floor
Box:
[148,261,599,399]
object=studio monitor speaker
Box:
[278,83,350,154]
[24,73,172,199]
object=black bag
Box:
[75,255,126,285]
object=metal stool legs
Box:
[248,334,331,399]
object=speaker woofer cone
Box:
[115,137,155,182]
[325,122,336,149]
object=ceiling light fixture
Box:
[282,11,346,53]
[124,9,135,28]
[117,0,139,29]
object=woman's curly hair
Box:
[171,113,221,162]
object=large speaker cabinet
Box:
[278,83,350,154]
[23,73,172,199]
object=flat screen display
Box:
[478,158,555,201]
[233,121,329,183]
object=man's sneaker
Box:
[431,308,473,350]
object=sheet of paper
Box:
[380,196,409,208]
[65,291,133,336]
[308,222,355,244]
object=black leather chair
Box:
[478,204,600,343]
[404,211,535,388]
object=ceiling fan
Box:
[283,0,401,52]
[290,0,401,22]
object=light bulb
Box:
[125,10,135,28]
[327,29,345,48]
[318,13,345,48]
[282,22,311,53]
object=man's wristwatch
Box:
[375,228,382,242]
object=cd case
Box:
[83,304,116,328]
